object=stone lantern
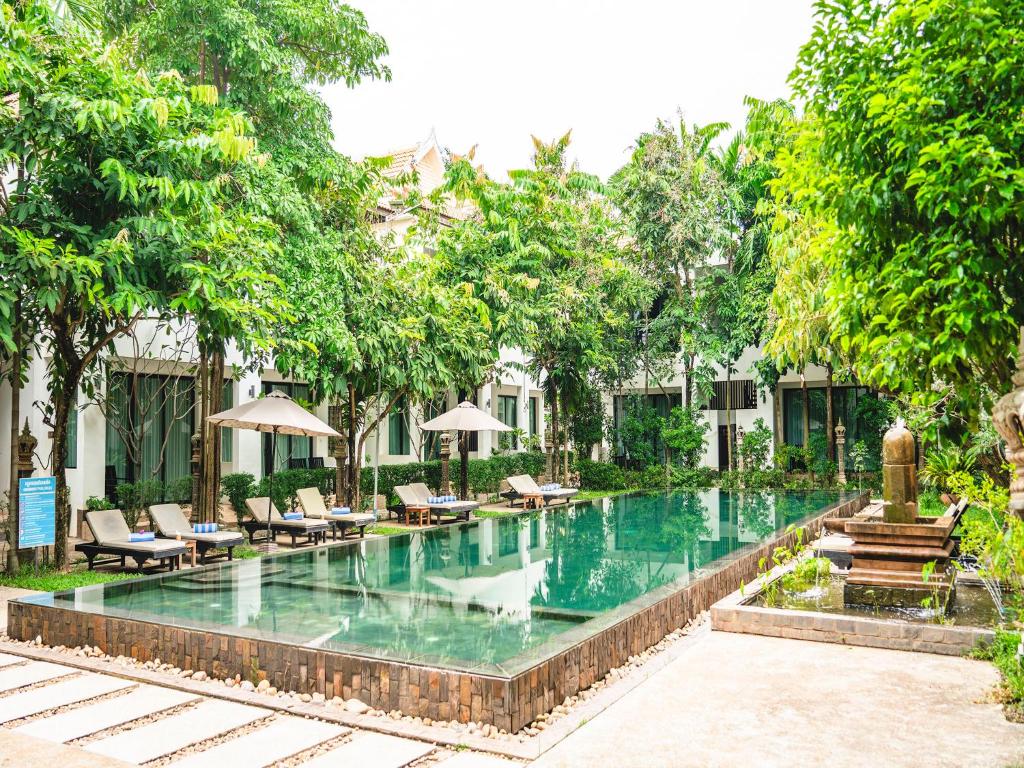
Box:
[881,419,917,524]
[993,327,1024,518]
[735,425,745,472]
[16,420,36,478]
[835,420,847,486]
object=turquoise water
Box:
[27,490,844,675]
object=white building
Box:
[0,132,545,531]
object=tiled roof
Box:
[380,146,418,177]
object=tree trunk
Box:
[561,391,569,485]
[6,310,21,573]
[549,387,560,482]
[825,363,835,462]
[196,347,224,523]
[51,378,75,568]
[801,373,810,473]
[347,384,357,508]
[684,355,694,408]
[726,366,734,472]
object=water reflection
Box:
[41,490,842,672]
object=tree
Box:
[1,2,279,562]
[613,117,729,408]
[438,134,652,486]
[785,0,1024,414]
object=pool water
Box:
[28,489,845,675]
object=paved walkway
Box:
[534,630,1024,768]
[0,654,522,768]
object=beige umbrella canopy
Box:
[208,391,340,547]
[421,401,512,500]
[420,400,513,433]
[207,390,340,437]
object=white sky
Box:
[323,0,816,181]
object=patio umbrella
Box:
[420,401,511,500]
[207,391,340,549]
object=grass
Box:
[232,545,261,559]
[971,631,1024,722]
[0,564,138,592]
[367,524,408,536]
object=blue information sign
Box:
[18,476,56,549]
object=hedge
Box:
[222,451,549,518]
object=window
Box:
[262,382,312,473]
[704,380,757,411]
[220,380,233,462]
[497,395,518,449]
[66,390,78,469]
[781,385,879,470]
[529,397,539,438]
[105,372,195,487]
[388,397,410,456]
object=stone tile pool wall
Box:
[7,493,868,731]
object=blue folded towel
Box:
[330,507,351,515]
[282,512,303,521]
[129,532,154,542]
[192,523,218,533]
[445,495,456,502]
[540,483,562,491]
[428,496,441,504]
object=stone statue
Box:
[881,418,918,524]
[993,327,1024,519]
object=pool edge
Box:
[7,492,869,731]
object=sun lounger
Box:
[148,503,244,564]
[505,474,578,508]
[243,497,329,547]
[75,509,186,572]
[394,484,478,525]
[295,487,374,540]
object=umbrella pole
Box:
[266,426,277,546]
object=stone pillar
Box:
[16,420,37,479]
[543,427,553,484]
[190,432,201,519]
[993,327,1024,518]
[735,426,745,473]
[439,432,453,496]
[835,420,847,486]
[881,419,918,524]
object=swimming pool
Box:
[10,489,865,729]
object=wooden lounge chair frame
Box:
[243,497,329,547]
[149,503,244,564]
[76,509,185,573]
[295,487,374,540]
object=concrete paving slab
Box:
[85,698,268,764]
[15,685,198,742]
[298,732,434,768]
[0,729,133,768]
[0,653,25,668]
[168,715,347,768]
[440,752,524,768]
[533,631,1024,768]
[0,660,73,693]
[0,674,133,723]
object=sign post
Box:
[18,476,56,575]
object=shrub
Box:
[255,467,334,513]
[739,418,773,471]
[85,496,113,511]
[617,395,662,468]
[164,476,193,503]
[115,479,164,531]
[663,406,708,469]
[574,459,628,491]
[670,465,716,489]
[221,473,256,520]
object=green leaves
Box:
[777,0,1024,410]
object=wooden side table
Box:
[175,536,197,568]
[522,493,545,510]
[405,504,429,526]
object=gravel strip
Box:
[2,684,138,728]
[275,731,354,767]
[69,699,203,745]
[143,712,277,767]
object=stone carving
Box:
[439,432,453,496]
[881,418,917,524]
[16,419,36,478]
[992,326,1024,518]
